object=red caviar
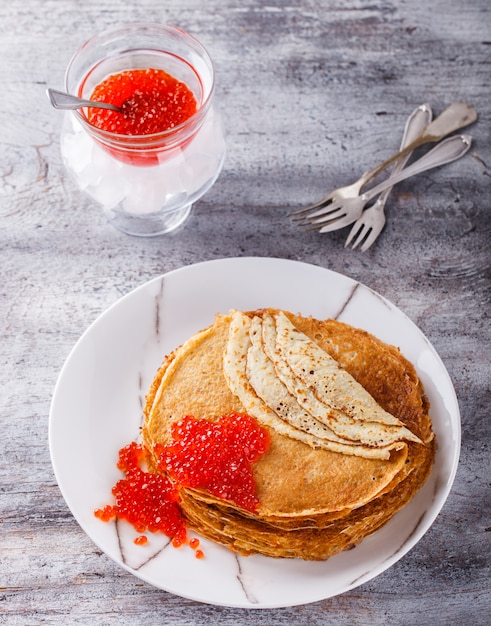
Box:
[134,535,148,546]
[87,68,198,135]
[156,413,271,513]
[94,504,117,522]
[101,442,187,545]
[94,414,270,553]
[189,537,200,550]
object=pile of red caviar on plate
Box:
[87,68,198,135]
[94,413,270,558]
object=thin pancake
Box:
[142,309,434,559]
[177,438,434,560]
[143,312,422,517]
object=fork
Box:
[344,103,433,252]
[301,134,472,232]
[291,101,477,226]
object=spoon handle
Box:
[46,88,121,113]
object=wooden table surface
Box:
[1,0,489,623]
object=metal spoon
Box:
[46,88,122,113]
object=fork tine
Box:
[345,207,386,251]
[297,207,348,232]
[360,225,384,252]
[288,191,342,220]
[317,213,354,233]
[304,215,344,231]
[345,222,367,249]
[289,194,334,216]
[299,203,360,232]
[295,201,344,224]
[352,227,371,250]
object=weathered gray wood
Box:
[1,0,489,624]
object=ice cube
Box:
[61,126,94,175]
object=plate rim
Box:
[49,256,461,608]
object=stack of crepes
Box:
[142,309,435,560]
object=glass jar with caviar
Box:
[60,23,225,236]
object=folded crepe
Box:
[142,309,435,560]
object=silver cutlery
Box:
[46,88,122,113]
[299,134,472,232]
[345,103,433,252]
[292,102,477,229]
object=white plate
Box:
[49,257,460,608]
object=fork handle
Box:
[360,102,477,189]
[376,103,433,202]
[361,135,472,202]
